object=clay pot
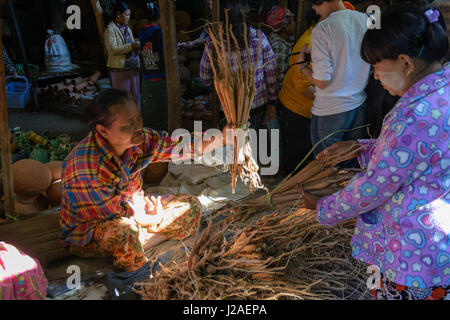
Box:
[174,11,191,31]
[46,181,62,207]
[143,162,169,184]
[45,161,64,181]
[183,111,194,119]
[14,194,50,216]
[201,111,213,121]
[192,102,206,112]
[12,159,52,199]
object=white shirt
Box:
[311,10,371,116]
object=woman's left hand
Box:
[297,43,310,66]
[302,190,321,210]
[222,122,250,146]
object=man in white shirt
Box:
[296,0,371,166]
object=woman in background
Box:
[105,1,142,108]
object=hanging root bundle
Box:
[204,15,266,194]
[134,202,370,300]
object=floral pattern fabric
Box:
[0,242,48,300]
[69,194,201,272]
[316,63,450,289]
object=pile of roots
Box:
[135,164,370,300]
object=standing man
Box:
[297,0,370,166]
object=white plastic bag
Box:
[44,29,77,72]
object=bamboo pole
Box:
[0,17,15,219]
[90,0,107,60]
[160,0,182,134]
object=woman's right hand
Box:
[316,141,361,165]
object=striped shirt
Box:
[199,27,278,109]
[60,128,195,247]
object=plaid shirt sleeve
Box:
[260,32,278,105]
[142,128,200,162]
[199,42,213,87]
[61,177,124,246]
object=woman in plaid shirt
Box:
[60,89,233,272]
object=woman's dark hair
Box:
[223,0,250,49]
[114,1,129,15]
[146,1,160,22]
[310,0,333,5]
[361,4,448,65]
[87,89,137,131]
[106,1,129,24]
[306,7,320,27]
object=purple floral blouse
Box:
[317,62,450,289]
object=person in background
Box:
[266,6,295,90]
[200,0,278,132]
[104,1,141,109]
[139,2,168,131]
[296,0,370,167]
[276,8,321,174]
[304,4,449,300]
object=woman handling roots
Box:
[60,89,233,272]
[303,5,449,300]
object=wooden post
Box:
[90,0,107,60]
[0,18,15,219]
[295,0,310,41]
[211,0,220,129]
[160,0,182,134]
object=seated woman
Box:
[302,4,449,300]
[60,89,233,272]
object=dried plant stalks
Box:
[134,202,370,300]
[204,16,266,194]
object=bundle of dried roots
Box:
[204,15,266,194]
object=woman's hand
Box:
[221,122,250,146]
[297,43,310,66]
[302,190,321,210]
[316,141,361,167]
[133,195,168,227]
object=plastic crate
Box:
[6,76,31,109]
